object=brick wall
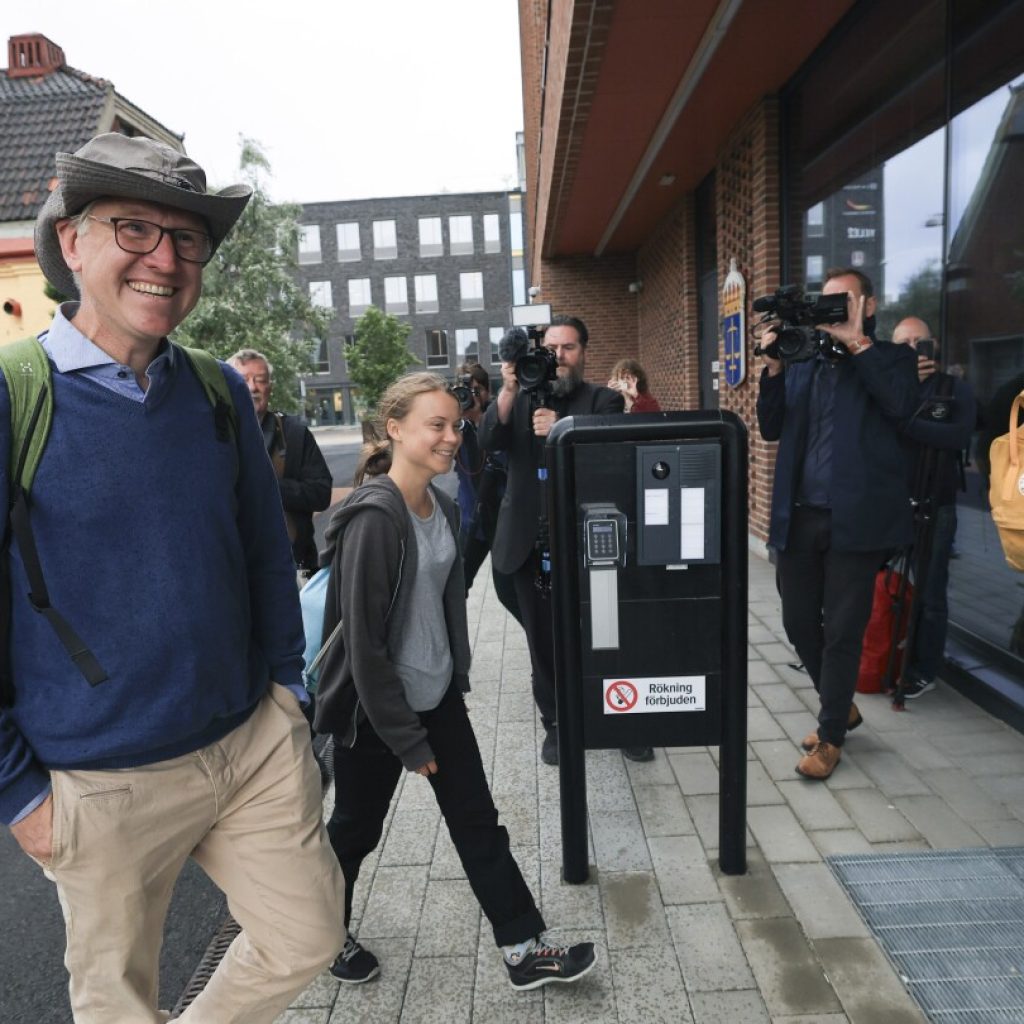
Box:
[636,192,701,412]
[715,97,781,544]
[534,253,639,383]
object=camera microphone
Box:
[498,326,530,364]
[751,295,776,313]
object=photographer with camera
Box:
[480,314,652,766]
[452,363,522,625]
[891,317,976,699]
[756,268,918,780]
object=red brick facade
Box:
[517,2,785,542]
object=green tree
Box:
[173,138,331,412]
[878,259,943,339]
[345,305,419,422]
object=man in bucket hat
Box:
[0,134,345,1023]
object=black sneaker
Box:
[505,939,596,990]
[329,935,380,984]
[541,727,559,766]
[903,678,936,700]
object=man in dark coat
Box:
[229,349,333,574]
[480,314,651,766]
[757,269,918,780]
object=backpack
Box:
[298,566,343,695]
[988,387,1024,572]
[0,336,239,706]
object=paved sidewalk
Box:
[277,550,1024,1023]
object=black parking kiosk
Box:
[547,411,748,883]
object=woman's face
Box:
[387,389,464,478]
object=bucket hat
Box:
[34,133,252,300]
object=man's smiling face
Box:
[55,198,206,350]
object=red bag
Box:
[856,569,913,694]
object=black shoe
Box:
[903,678,936,700]
[329,935,380,984]
[541,727,559,766]
[622,746,655,762]
[505,939,597,990]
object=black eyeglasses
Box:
[87,216,214,264]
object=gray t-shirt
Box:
[393,493,456,712]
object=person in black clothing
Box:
[892,317,976,697]
[479,314,652,766]
[757,269,918,780]
[229,349,332,575]
[453,363,521,624]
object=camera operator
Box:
[453,363,522,626]
[756,268,918,780]
[480,315,653,766]
[892,317,976,699]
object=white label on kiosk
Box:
[644,488,669,526]
[603,676,706,714]
[680,487,705,560]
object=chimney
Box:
[7,33,66,79]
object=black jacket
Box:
[312,476,471,770]
[265,412,332,571]
[479,382,625,574]
[757,342,919,552]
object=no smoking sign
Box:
[602,676,706,714]
[605,680,638,712]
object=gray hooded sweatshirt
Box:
[312,475,472,770]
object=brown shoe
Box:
[796,741,841,779]
[801,703,863,752]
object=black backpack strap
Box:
[9,484,108,687]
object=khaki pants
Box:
[43,684,345,1024]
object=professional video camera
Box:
[499,303,558,397]
[450,373,477,412]
[751,285,849,364]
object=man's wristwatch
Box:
[847,337,872,355]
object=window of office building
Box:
[805,255,824,287]
[313,338,330,374]
[426,328,449,368]
[512,268,526,306]
[348,278,372,316]
[298,225,321,264]
[455,328,479,363]
[419,216,443,257]
[336,222,360,262]
[384,276,408,315]
[783,0,1024,673]
[309,280,332,308]
[489,326,504,363]
[509,195,524,255]
[373,219,397,259]
[449,215,473,255]
[460,271,484,311]
[414,274,439,314]
[484,213,501,253]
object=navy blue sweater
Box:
[0,347,304,824]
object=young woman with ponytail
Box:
[312,372,596,990]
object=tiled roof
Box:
[0,66,109,222]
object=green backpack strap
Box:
[0,336,108,703]
[0,337,53,495]
[175,344,240,448]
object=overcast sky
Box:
[6,0,525,204]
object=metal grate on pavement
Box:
[828,847,1024,1023]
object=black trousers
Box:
[776,506,885,746]
[512,559,557,730]
[461,531,523,627]
[326,684,545,947]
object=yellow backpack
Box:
[989,388,1024,571]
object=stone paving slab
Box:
[275,550,1024,1024]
